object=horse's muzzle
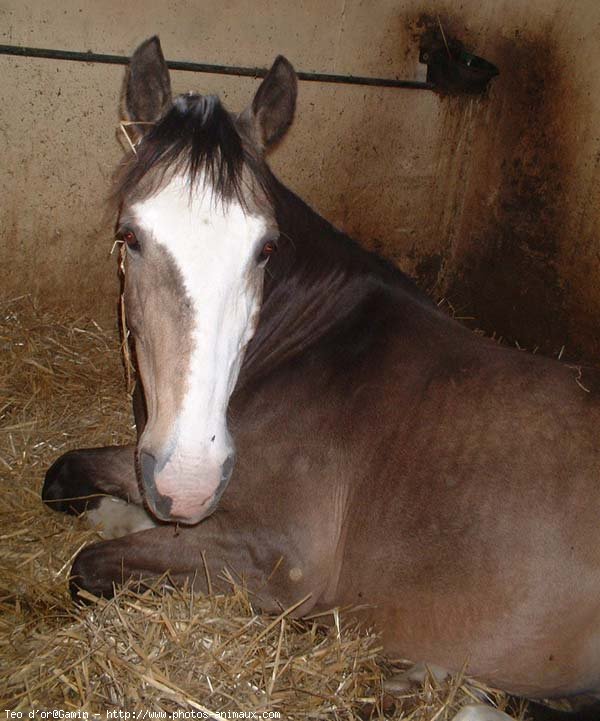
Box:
[138,448,235,524]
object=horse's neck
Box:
[239,177,431,386]
[271,179,431,298]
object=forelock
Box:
[112,94,272,211]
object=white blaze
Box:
[132,173,267,518]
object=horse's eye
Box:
[258,239,278,263]
[120,229,140,251]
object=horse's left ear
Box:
[125,36,172,138]
[245,56,297,150]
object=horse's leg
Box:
[42,444,157,537]
[42,377,155,537]
[43,377,147,515]
[69,512,319,615]
[42,444,141,513]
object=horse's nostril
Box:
[139,450,156,486]
[138,449,173,519]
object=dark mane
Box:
[113,94,270,208]
[238,177,439,388]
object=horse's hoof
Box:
[42,451,101,515]
[69,544,116,601]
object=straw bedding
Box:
[0,296,524,719]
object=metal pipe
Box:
[0,43,434,91]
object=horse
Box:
[42,36,600,718]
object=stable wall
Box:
[1,0,599,361]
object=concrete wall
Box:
[1,0,599,361]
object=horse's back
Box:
[333,306,600,696]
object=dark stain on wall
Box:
[392,12,595,361]
[443,28,574,357]
[415,252,443,295]
[315,9,597,363]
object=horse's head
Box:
[115,37,296,524]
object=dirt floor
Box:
[0,296,525,719]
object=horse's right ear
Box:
[125,36,172,139]
[245,55,297,151]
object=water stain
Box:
[443,27,574,356]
